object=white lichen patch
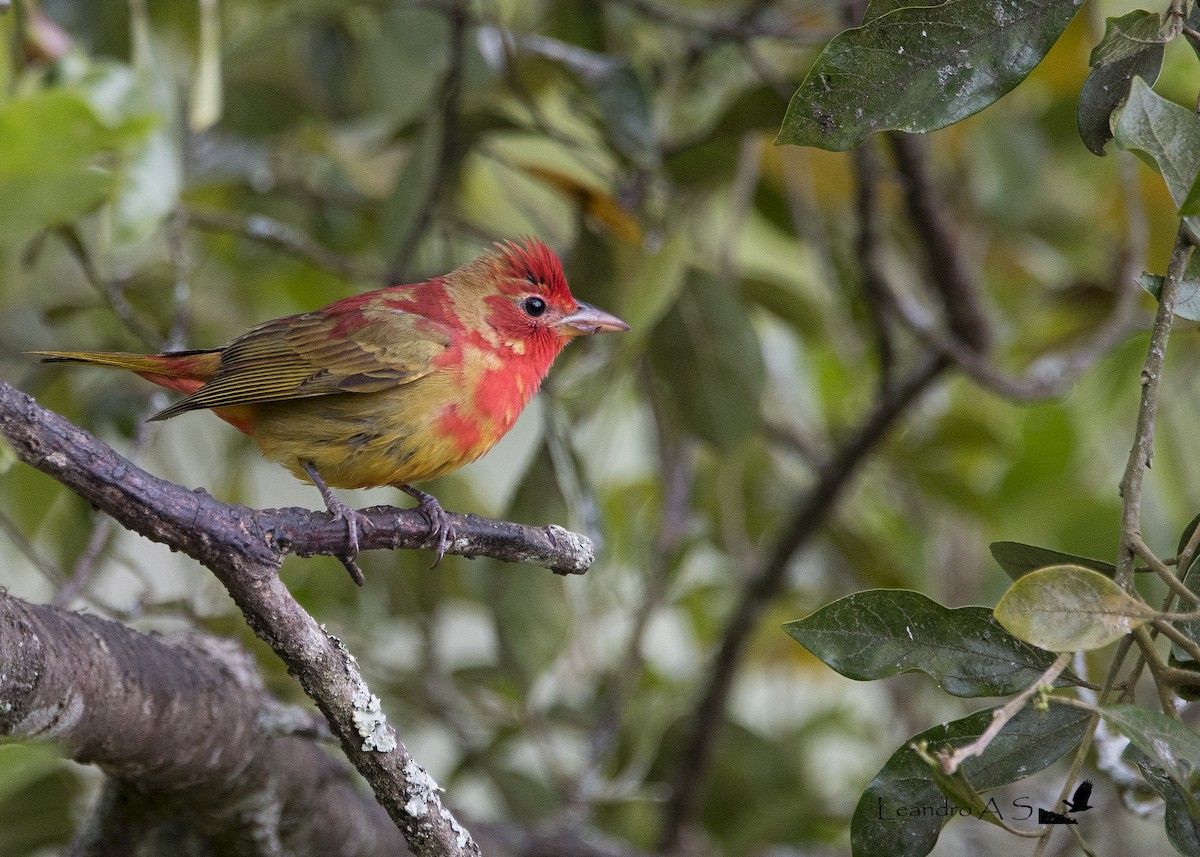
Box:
[351,680,396,752]
[440,807,472,849]
[405,795,428,818]
[403,758,445,821]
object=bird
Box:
[1062,780,1093,813]
[34,238,629,580]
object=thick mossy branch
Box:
[0,592,405,856]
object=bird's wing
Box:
[150,308,450,419]
[1075,782,1092,801]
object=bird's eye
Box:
[522,296,547,317]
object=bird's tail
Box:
[32,349,222,398]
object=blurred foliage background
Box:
[0,0,1196,854]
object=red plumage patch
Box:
[496,238,570,301]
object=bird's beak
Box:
[557,301,631,337]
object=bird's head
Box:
[466,239,629,355]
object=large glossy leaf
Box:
[649,270,765,450]
[1102,705,1200,820]
[777,0,1082,151]
[1128,744,1200,856]
[989,541,1116,580]
[1112,78,1200,239]
[851,704,1092,857]
[784,589,1080,697]
[1077,11,1165,155]
[994,565,1157,651]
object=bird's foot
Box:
[400,484,456,567]
[303,461,371,586]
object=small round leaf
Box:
[994,565,1156,652]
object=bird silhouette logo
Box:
[1063,780,1094,813]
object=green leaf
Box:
[649,270,765,450]
[112,129,180,245]
[784,589,1080,697]
[851,704,1091,857]
[188,0,223,132]
[1102,705,1200,820]
[776,0,1083,151]
[590,64,657,169]
[0,746,80,856]
[1077,11,1164,156]
[990,541,1116,580]
[1138,252,1200,321]
[1112,78,1200,237]
[518,34,657,168]
[922,761,1006,830]
[1127,744,1200,855]
[0,89,137,246]
[995,565,1157,651]
[619,231,689,334]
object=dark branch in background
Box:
[857,140,1144,404]
[853,145,897,392]
[185,206,383,285]
[0,378,599,856]
[659,350,949,851]
[0,592,404,857]
[387,0,468,282]
[887,133,992,353]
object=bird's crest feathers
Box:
[494,238,570,301]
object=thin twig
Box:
[54,226,164,348]
[1129,533,1200,608]
[0,506,67,587]
[567,372,694,815]
[853,142,897,394]
[1150,619,1200,664]
[888,133,991,352]
[1034,225,1194,857]
[878,145,1146,404]
[1131,626,1181,718]
[936,653,1072,774]
[1116,232,1193,586]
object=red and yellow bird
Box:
[35,239,628,574]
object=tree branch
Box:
[0,380,594,575]
[887,133,992,353]
[0,377,599,855]
[0,591,404,856]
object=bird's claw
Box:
[304,460,371,585]
[324,497,374,558]
[401,485,456,567]
[324,500,373,586]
